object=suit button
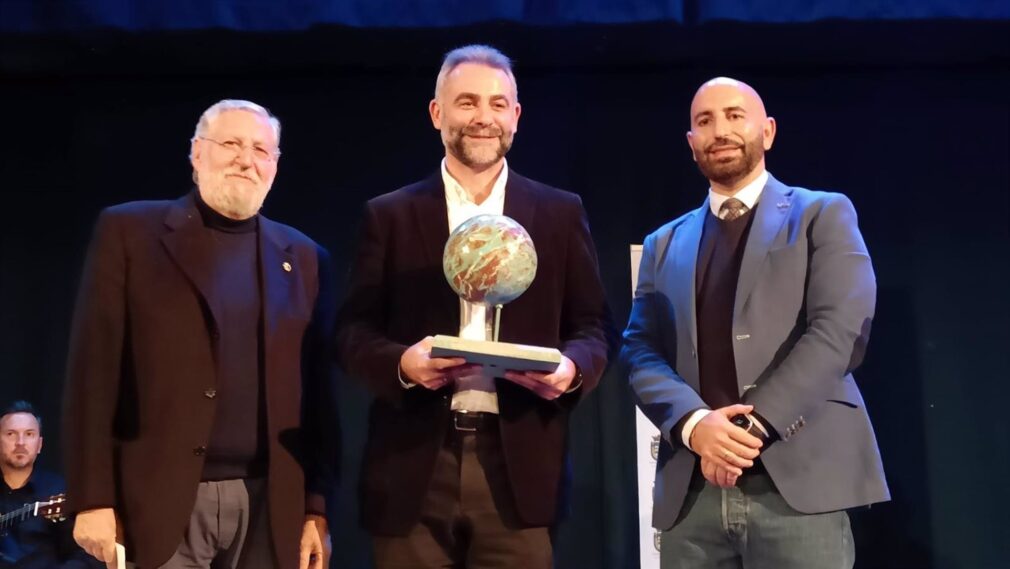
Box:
[193,446,207,456]
[204,388,217,399]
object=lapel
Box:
[733,174,793,321]
[160,193,222,330]
[410,172,460,323]
[259,216,295,349]
[672,200,707,354]
[502,170,537,233]
[412,172,451,272]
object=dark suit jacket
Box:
[623,175,889,530]
[337,170,612,535]
[62,193,336,569]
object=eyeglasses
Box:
[198,136,281,162]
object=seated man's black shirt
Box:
[1,469,99,569]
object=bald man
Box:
[622,77,889,568]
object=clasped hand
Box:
[690,404,764,488]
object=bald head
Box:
[686,77,776,193]
[690,77,768,125]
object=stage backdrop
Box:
[1,6,1008,569]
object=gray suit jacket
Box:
[622,174,889,530]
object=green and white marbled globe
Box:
[443,214,538,306]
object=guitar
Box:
[0,493,66,535]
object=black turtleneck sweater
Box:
[193,191,267,481]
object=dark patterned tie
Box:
[719,198,748,221]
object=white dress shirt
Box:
[442,158,509,414]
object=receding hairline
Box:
[433,45,518,101]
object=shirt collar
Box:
[1,472,35,492]
[708,170,769,216]
[441,158,509,207]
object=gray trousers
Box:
[142,478,275,569]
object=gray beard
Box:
[447,132,512,170]
[201,184,268,220]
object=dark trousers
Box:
[372,413,552,569]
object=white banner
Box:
[630,244,661,569]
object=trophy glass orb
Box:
[443,214,538,306]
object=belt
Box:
[451,410,498,432]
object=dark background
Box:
[1,2,1008,568]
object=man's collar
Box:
[708,170,769,216]
[1,469,35,492]
[441,158,509,206]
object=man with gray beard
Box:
[337,45,612,568]
[63,100,336,569]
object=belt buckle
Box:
[453,411,478,432]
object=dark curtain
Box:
[1,0,1007,32]
[1,16,1007,569]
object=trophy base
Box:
[429,335,562,373]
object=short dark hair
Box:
[1,400,42,431]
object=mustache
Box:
[705,138,744,152]
[461,126,504,138]
[223,171,257,181]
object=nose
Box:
[472,102,493,125]
[712,116,732,138]
[233,145,255,167]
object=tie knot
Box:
[719,198,748,221]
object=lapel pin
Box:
[282,261,292,273]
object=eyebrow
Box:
[693,106,747,122]
[453,92,512,104]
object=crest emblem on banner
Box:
[650,434,660,461]
[654,530,662,551]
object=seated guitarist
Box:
[1,401,98,569]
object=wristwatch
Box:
[730,413,769,444]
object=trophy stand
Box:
[430,302,561,372]
[493,304,502,342]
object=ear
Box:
[686,131,699,163]
[512,101,522,134]
[429,99,442,130]
[37,436,43,454]
[190,138,203,171]
[762,117,777,150]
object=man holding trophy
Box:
[336,45,612,568]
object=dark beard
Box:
[696,136,764,187]
[447,127,513,169]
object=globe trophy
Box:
[429,214,562,372]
